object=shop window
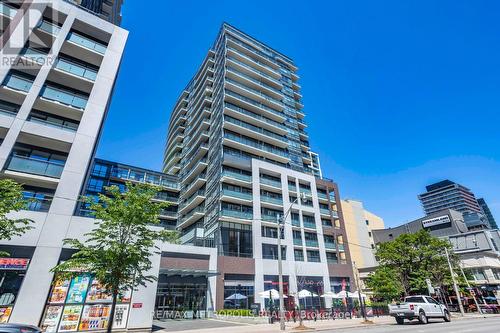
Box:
[40,274,131,332]
[0,257,31,323]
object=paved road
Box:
[321,317,500,333]
[153,319,246,332]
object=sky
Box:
[96,0,500,227]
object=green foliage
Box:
[51,182,179,332]
[0,179,33,256]
[371,229,461,297]
[366,266,404,301]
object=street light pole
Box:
[353,261,370,323]
[276,193,306,331]
[445,247,465,316]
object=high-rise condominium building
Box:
[66,0,123,25]
[0,0,127,327]
[164,23,354,309]
[418,180,482,215]
[478,198,498,230]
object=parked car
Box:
[0,324,41,333]
[388,295,451,325]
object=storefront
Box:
[0,246,35,323]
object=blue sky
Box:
[97,0,500,227]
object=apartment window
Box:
[28,110,79,131]
[306,250,321,262]
[321,219,332,227]
[294,249,304,261]
[326,252,338,264]
[261,226,284,239]
[470,269,486,281]
[220,222,253,258]
[368,231,372,237]
[87,178,104,192]
[91,163,108,177]
[333,219,341,229]
[22,186,54,212]
[262,244,286,260]
[365,220,369,226]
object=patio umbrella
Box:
[225,293,248,300]
[259,289,288,299]
[297,289,318,298]
[320,291,337,298]
[349,291,367,299]
[332,290,350,298]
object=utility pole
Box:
[277,214,286,331]
[353,261,371,323]
[459,265,482,314]
[445,248,464,316]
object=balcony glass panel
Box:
[222,170,252,182]
[261,214,279,223]
[20,47,48,61]
[225,116,287,143]
[260,177,281,188]
[225,103,286,131]
[3,74,33,93]
[291,219,300,227]
[37,20,61,35]
[40,86,88,109]
[225,90,284,119]
[23,195,52,212]
[222,189,252,201]
[261,195,283,205]
[305,240,319,247]
[7,155,64,178]
[67,32,107,54]
[293,238,302,246]
[224,132,288,158]
[303,221,316,229]
[55,58,98,81]
[0,3,17,18]
[0,100,19,116]
[324,242,336,249]
[338,244,345,251]
[221,209,253,220]
[320,208,330,215]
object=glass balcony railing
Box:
[67,31,107,54]
[261,195,283,205]
[7,155,64,178]
[29,116,78,132]
[226,54,282,86]
[332,210,339,218]
[0,101,19,117]
[40,85,88,109]
[3,74,33,93]
[20,47,48,61]
[288,185,297,192]
[226,78,283,107]
[180,189,205,208]
[226,37,279,71]
[224,103,287,131]
[261,214,279,223]
[226,67,283,95]
[225,90,285,119]
[317,192,328,200]
[291,219,301,227]
[155,192,179,202]
[221,209,253,220]
[24,197,52,212]
[0,3,17,18]
[37,20,61,35]
[224,132,288,158]
[320,208,330,215]
[222,170,252,182]
[324,242,336,250]
[260,177,281,188]
[55,58,98,81]
[222,189,252,201]
[159,210,177,218]
[305,240,319,247]
[225,116,287,143]
[303,221,316,229]
[179,206,204,223]
[338,244,345,251]
[293,238,302,246]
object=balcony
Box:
[291,219,301,227]
[221,170,252,183]
[225,78,283,110]
[224,116,287,147]
[261,214,279,223]
[303,221,316,229]
[178,206,205,228]
[261,195,283,206]
[67,32,107,54]
[0,101,19,117]
[225,55,282,88]
[332,210,339,218]
[2,74,33,93]
[178,189,205,214]
[37,20,61,36]
[28,114,78,132]
[19,47,48,64]
[293,238,302,246]
[305,240,319,248]
[0,2,17,18]
[24,197,52,212]
[223,132,289,163]
[260,177,282,189]
[320,208,330,216]
[221,209,253,220]
[317,192,328,201]
[324,242,336,250]
[338,244,345,251]
[54,58,98,81]
[224,102,287,134]
[225,90,285,122]
[6,155,64,178]
[40,85,88,110]
[222,188,253,202]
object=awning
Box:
[159,268,220,277]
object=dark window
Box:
[306,250,320,262]
[220,222,253,258]
[262,244,286,260]
[294,249,304,261]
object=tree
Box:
[366,266,404,302]
[0,179,32,256]
[371,229,462,297]
[52,182,179,333]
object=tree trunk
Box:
[107,290,118,333]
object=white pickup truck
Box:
[388,295,451,325]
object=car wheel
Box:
[443,310,451,322]
[418,311,428,324]
[395,317,405,325]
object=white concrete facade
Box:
[0,0,128,329]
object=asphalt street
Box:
[321,317,500,333]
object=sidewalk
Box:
[154,314,500,333]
